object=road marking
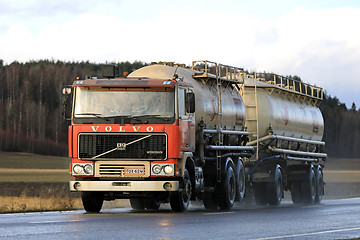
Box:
[30,219,83,224]
[204,211,235,215]
[250,227,360,240]
[324,170,360,173]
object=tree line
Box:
[0,60,359,158]
[320,94,360,157]
[0,60,145,156]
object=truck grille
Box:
[78,133,167,160]
[95,161,150,177]
[98,164,145,177]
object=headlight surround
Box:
[151,163,175,176]
[72,163,94,176]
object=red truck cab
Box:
[65,76,195,212]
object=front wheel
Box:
[170,169,192,212]
[81,191,104,213]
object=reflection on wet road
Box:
[1,198,360,240]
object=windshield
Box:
[73,87,175,124]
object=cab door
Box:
[178,86,195,152]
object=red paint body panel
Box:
[68,126,73,158]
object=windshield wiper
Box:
[102,115,140,124]
[132,114,172,122]
[75,113,110,121]
[132,114,161,118]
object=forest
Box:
[0,60,145,156]
[0,60,359,158]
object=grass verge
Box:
[0,196,82,213]
[0,182,82,213]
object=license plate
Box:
[124,167,144,176]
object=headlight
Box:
[164,165,174,174]
[84,164,93,174]
[152,164,162,174]
[73,164,84,174]
[72,163,94,176]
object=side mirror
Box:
[185,92,195,114]
[62,87,72,120]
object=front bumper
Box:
[69,180,179,192]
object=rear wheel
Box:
[170,169,192,212]
[302,167,316,204]
[82,192,104,213]
[267,166,283,206]
[130,199,145,211]
[218,163,236,210]
[235,158,246,202]
[315,166,324,204]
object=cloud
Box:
[0,5,359,107]
[248,7,360,107]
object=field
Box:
[0,151,130,213]
[0,151,359,213]
[0,152,79,213]
[323,157,360,199]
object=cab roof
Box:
[72,77,177,88]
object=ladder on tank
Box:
[192,60,245,182]
[216,65,223,182]
[242,74,260,160]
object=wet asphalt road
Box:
[1,198,360,240]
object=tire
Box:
[130,198,145,210]
[145,199,161,210]
[218,163,236,210]
[170,169,192,212]
[254,183,268,205]
[291,181,303,204]
[302,167,316,204]
[235,158,246,202]
[315,166,324,204]
[81,191,104,213]
[267,166,283,206]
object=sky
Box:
[0,0,360,108]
